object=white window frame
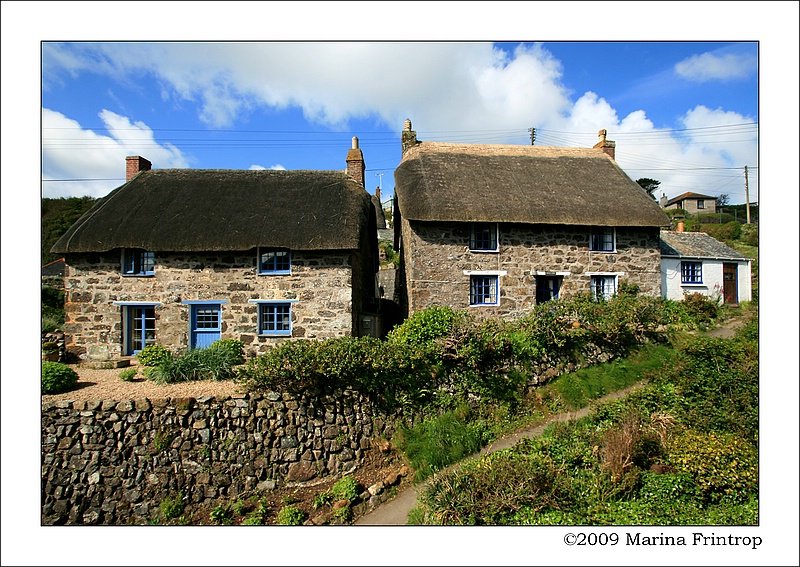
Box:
[464,270,506,307]
[589,227,616,253]
[586,272,624,301]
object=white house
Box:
[660,229,752,305]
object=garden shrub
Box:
[666,429,757,504]
[681,293,720,328]
[136,344,172,367]
[146,341,245,384]
[119,367,137,382]
[329,475,360,503]
[208,338,245,365]
[42,361,78,394]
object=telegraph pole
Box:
[744,166,751,224]
[528,127,536,145]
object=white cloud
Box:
[42,43,757,202]
[249,164,286,171]
[675,52,756,82]
[42,108,189,198]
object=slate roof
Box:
[659,230,750,260]
[393,142,669,227]
[52,169,374,253]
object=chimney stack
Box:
[126,156,151,181]
[401,118,418,155]
[675,215,685,233]
[659,193,668,208]
[375,185,381,204]
[346,136,365,187]
[593,129,616,160]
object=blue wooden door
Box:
[190,304,221,349]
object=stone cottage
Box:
[51,139,380,361]
[660,228,752,305]
[392,120,670,318]
[660,191,718,214]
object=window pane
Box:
[471,275,498,305]
[591,229,614,251]
[259,303,291,334]
[470,224,497,251]
[260,250,290,272]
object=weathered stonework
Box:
[62,249,371,359]
[400,220,662,317]
[41,390,407,525]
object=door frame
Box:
[182,300,226,349]
[722,263,739,305]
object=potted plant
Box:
[41,341,60,362]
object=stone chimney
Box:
[401,118,418,155]
[126,156,151,181]
[375,185,382,204]
[593,129,616,160]
[659,193,668,208]
[346,136,365,187]
[675,215,685,233]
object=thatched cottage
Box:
[392,120,670,317]
[51,140,380,361]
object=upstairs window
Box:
[258,249,291,275]
[121,249,155,276]
[681,261,703,284]
[590,227,616,252]
[470,275,499,306]
[469,223,499,252]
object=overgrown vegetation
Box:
[237,293,705,413]
[275,505,306,525]
[409,309,758,525]
[41,361,78,394]
[41,285,65,333]
[41,196,97,264]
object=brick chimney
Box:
[593,129,616,160]
[375,185,382,204]
[346,137,365,187]
[675,215,685,232]
[401,118,418,155]
[126,156,151,181]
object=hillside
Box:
[41,196,97,264]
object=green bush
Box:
[208,338,245,365]
[159,493,184,520]
[699,222,742,243]
[275,505,305,525]
[41,285,65,332]
[329,475,360,503]
[136,344,172,367]
[42,361,78,394]
[666,429,758,504]
[681,293,719,327]
[119,367,137,382]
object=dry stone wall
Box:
[41,390,405,525]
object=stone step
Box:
[81,359,132,369]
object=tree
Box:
[636,178,661,200]
[716,193,730,207]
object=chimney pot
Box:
[352,136,359,149]
[403,118,412,132]
[401,119,418,155]
[592,128,615,160]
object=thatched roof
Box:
[660,230,749,260]
[394,142,669,227]
[52,169,373,253]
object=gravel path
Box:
[41,365,244,404]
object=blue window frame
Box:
[590,228,616,252]
[258,248,291,275]
[257,302,293,336]
[124,305,156,354]
[469,223,498,252]
[681,261,703,284]
[591,275,617,301]
[470,275,499,306]
[122,249,155,276]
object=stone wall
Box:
[41,390,405,525]
[62,250,359,359]
[401,220,662,317]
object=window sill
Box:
[257,271,292,276]
[258,332,292,337]
[469,249,500,254]
[121,273,155,277]
[469,303,499,308]
[589,250,617,254]
[681,283,706,287]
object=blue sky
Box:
[41,39,760,206]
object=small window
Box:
[470,275,499,306]
[122,249,155,276]
[681,261,703,284]
[258,302,292,336]
[697,199,705,209]
[536,276,562,303]
[469,223,498,252]
[591,275,617,301]
[258,249,291,274]
[590,228,615,252]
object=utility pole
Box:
[528,127,536,145]
[375,172,384,190]
[744,166,751,224]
